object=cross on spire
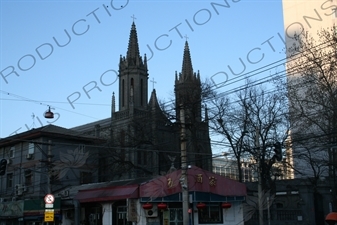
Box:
[150,77,157,90]
[184,35,189,41]
[131,14,137,22]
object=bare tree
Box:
[210,80,289,192]
[286,28,337,181]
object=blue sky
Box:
[0,0,285,145]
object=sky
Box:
[0,0,286,150]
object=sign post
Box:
[44,194,55,222]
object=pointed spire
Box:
[111,92,115,119]
[127,22,141,61]
[112,92,115,112]
[148,89,162,111]
[144,53,148,69]
[181,41,193,79]
[205,104,209,122]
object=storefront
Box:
[23,198,61,225]
[71,166,246,225]
[139,166,247,225]
[75,184,139,225]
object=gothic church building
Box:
[72,22,212,181]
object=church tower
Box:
[175,41,202,123]
[118,22,148,111]
[174,41,212,171]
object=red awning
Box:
[140,166,246,198]
[75,184,139,203]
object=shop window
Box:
[198,204,223,224]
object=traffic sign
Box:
[44,194,55,204]
[44,210,54,222]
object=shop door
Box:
[116,206,127,225]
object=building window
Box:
[25,169,33,186]
[28,143,35,154]
[78,144,85,154]
[137,151,148,165]
[198,204,223,224]
[276,203,284,209]
[80,172,92,184]
[7,173,13,188]
[8,147,15,158]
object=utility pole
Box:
[47,140,52,194]
[256,129,264,225]
[180,104,189,225]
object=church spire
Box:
[181,41,193,80]
[118,22,149,112]
[127,22,141,63]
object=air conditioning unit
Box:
[61,190,69,197]
[26,154,32,159]
[145,205,158,217]
[15,184,23,196]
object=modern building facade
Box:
[282,0,337,178]
[282,1,337,217]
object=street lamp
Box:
[44,106,54,119]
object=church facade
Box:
[72,22,212,181]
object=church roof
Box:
[71,118,111,133]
